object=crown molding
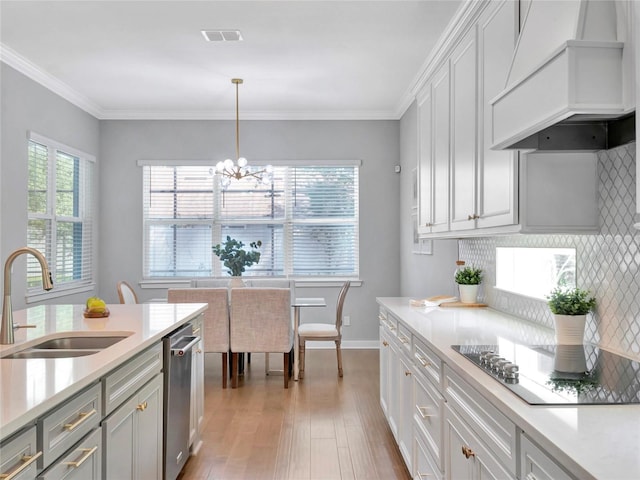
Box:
[98,109,399,121]
[1,43,103,118]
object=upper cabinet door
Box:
[450,26,478,232]
[476,0,519,229]
[417,86,434,236]
[431,60,451,233]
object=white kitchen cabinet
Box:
[190,314,204,454]
[38,427,101,480]
[0,426,40,480]
[520,433,576,480]
[431,61,451,234]
[449,25,478,232]
[413,372,444,473]
[414,430,443,480]
[102,373,163,480]
[475,0,518,229]
[379,310,392,419]
[417,86,434,235]
[444,405,512,480]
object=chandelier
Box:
[215,78,272,188]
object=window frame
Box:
[139,159,361,282]
[27,132,95,302]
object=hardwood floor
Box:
[178,349,411,480]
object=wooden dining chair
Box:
[168,288,230,388]
[229,288,293,388]
[117,281,138,304]
[298,281,351,379]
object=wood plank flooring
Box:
[178,349,410,480]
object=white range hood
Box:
[491,0,634,151]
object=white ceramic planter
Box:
[553,344,588,373]
[458,284,479,304]
[553,314,586,345]
[229,276,245,288]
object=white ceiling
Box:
[0,0,462,120]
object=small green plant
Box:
[212,236,262,277]
[546,287,596,315]
[455,266,483,285]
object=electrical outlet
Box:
[343,315,350,326]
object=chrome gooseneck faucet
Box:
[1,247,54,344]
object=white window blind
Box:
[27,133,94,293]
[142,163,359,278]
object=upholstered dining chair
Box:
[229,287,293,388]
[117,281,139,304]
[168,288,230,388]
[298,281,351,379]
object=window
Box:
[495,247,576,299]
[141,162,359,279]
[27,133,94,295]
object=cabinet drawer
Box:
[103,343,162,415]
[379,311,398,336]
[413,337,442,388]
[38,383,101,470]
[414,430,443,480]
[397,323,412,354]
[38,427,101,480]
[444,366,517,475]
[414,373,444,470]
[520,433,576,480]
[0,426,41,480]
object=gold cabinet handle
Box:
[399,336,409,344]
[382,341,389,347]
[415,354,431,368]
[192,327,201,335]
[195,348,202,354]
[416,472,432,478]
[417,406,432,419]
[461,445,475,459]
[525,474,537,480]
[0,451,42,479]
[64,409,97,431]
[136,401,148,411]
[404,371,412,376]
[63,446,98,468]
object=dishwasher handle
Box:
[170,335,200,356]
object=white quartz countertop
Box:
[377,297,640,480]
[0,302,207,440]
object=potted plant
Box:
[546,286,596,345]
[212,236,262,285]
[454,266,482,304]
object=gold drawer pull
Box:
[417,406,432,419]
[136,401,148,411]
[399,336,409,344]
[525,474,537,480]
[196,348,202,354]
[415,354,431,368]
[461,445,475,459]
[192,327,201,335]
[405,371,412,376]
[416,472,432,478]
[382,341,389,347]
[0,451,42,479]
[64,409,97,431]
[63,446,98,468]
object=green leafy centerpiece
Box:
[546,286,596,345]
[213,236,262,277]
[454,265,483,304]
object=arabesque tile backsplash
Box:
[459,143,640,360]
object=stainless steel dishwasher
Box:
[163,323,200,480]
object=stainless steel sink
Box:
[1,334,131,359]
[3,349,101,359]
[33,336,128,350]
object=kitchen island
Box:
[0,303,206,453]
[378,297,640,480]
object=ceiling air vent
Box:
[201,30,243,42]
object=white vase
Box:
[553,314,586,345]
[458,284,479,304]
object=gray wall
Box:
[99,119,402,345]
[0,64,100,308]
[398,101,458,298]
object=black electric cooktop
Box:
[452,344,640,405]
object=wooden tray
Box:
[439,301,487,308]
[83,308,110,318]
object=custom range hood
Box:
[491,0,635,151]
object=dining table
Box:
[292,297,326,381]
